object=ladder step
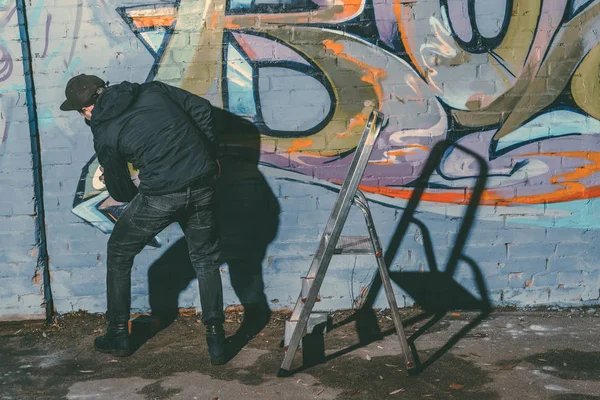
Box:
[284,312,329,349]
[334,236,375,254]
[301,277,321,303]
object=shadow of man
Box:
[147,108,280,354]
[213,109,280,350]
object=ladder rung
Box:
[334,236,374,254]
[301,277,321,302]
[284,312,330,348]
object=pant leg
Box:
[106,193,179,324]
[178,185,224,325]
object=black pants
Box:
[106,184,223,325]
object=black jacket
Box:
[90,81,218,202]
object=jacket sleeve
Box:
[96,145,139,203]
[153,81,218,157]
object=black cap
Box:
[60,74,106,111]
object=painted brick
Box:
[504,257,547,275]
[268,256,312,273]
[0,230,37,248]
[507,242,557,259]
[501,228,548,244]
[41,149,73,166]
[547,256,583,272]
[3,0,600,319]
[0,261,34,279]
[502,288,554,306]
[580,230,600,242]
[0,216,36,233]
[464,244,508,264]
[582,270,600,301]
[532,271,559,287]
[556,271,586,288]
[41,165,83,183]
[44,210,84,225]
[16,294,43,309]
[49,254,101,269]
[0,200,35,216]
[548,287,586,303]
[480,274,509,290]
[273,213,299,231]
[279,196,318,212]
[507,272,529,289]
[274,226,321,243]
[556,242,599,259]
[54,296,106,314]
[0,171,38,188]
[67,282,106,297]
[297,211,331,226]
[545,228,588,243]
[0,248,38,264]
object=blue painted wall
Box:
[0,1,45,319]
[2,0,600,319]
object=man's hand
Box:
[99,166,105,183]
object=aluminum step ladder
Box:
[278,110,416,377]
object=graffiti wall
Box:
[0,1,45,319]
[3,0,600,317]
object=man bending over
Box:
[60,74,228,365]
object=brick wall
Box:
[1,0,600,319]
[0,2,44,320]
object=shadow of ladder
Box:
[277,110,419,377]
[352,138,491,373]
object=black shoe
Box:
[206,322,229,366]
[94,322,132,357]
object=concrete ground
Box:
[1,308,599,400]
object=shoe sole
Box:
[94,344,132,357]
